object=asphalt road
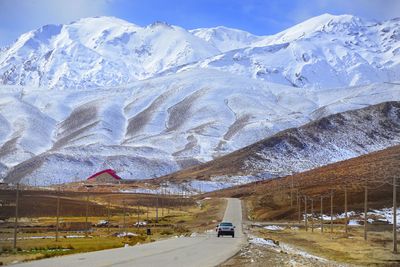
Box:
[12,198,245,267]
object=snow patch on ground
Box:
[249,236,278,247]
[248,234,328,262]
[264,225,285,231]
[318,208,400,226]
[116,232,138,238]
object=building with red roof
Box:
[87,169,122,183]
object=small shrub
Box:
[160,229,173,235]
[173,225,189,234]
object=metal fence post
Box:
[13,183,20,250]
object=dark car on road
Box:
[216,222,235,238]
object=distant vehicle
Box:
[95,220,109,227]
[133,221,147,227]
[216,222,235,238]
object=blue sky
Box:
[0,0,399,47]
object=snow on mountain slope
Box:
[0,94,55,166]
[1,14,400,185]
[0,17,219,89]
[1,69,400,185]
[177,14,400,88]
[155,101,400,192]
[190,26,264,52]
[1,14,399,90]
[243,101,400,177]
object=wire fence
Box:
[0,184,194,251]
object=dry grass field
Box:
[0,189,225,265]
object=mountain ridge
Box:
[1,14,399,89]
[149,101,400,189]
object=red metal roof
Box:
[87,169,122,180]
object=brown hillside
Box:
[207,144,400,221]
[151,101,400,185]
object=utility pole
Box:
[161,187,164,217]
[330,189,334,235]
[156,197,159,223]
[85,189,89,237]
[107,199,111,234]
[364,185,368,241]
[393,176,397,254]
[290,177,294,208]
[55,186,60,242]
[304,196,308,232]
[123,199,126,234]
[345,186,348,237]
[320,196,323,233]
[180,187,183,210]
[311,198,314,233]
[297,190,301,224]
[137,202,140,228]
[167,190,170,214]
[13,183,20,250]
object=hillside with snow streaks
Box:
[155,101,400,193]
[1,70,400,185]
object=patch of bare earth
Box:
[220,243,342,267]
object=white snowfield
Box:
[0,14,400,185]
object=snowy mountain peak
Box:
[190,26,264,52]
[0,14,399,90]
[304,13,362,25]
[0,16,219,89]
[267,13,366,44]
[176,14,400,89]
[147,21,174,29]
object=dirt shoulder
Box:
[222,220,400,266]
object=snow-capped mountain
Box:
[1,14,399,89]
[1,14,400,185]
[0,17,219,89]
[178,14,400,88]
[190,26,265,52]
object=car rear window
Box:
[220,222,233,226]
